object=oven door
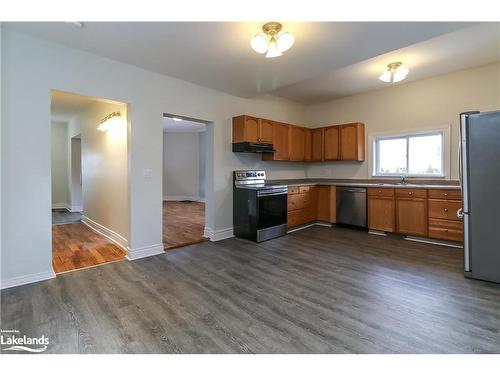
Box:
[257,189,288,232]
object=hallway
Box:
[163,201,208,250]
[52,222,126,273]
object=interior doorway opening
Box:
[50,90,129,273]
[162,113,210,250]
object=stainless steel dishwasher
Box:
[336,187,367,228]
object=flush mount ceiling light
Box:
[172,117,182,122]
[250,22,294,58]
[379,62,409,83]
[97,111,121,132]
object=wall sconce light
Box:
[97,111,121,132]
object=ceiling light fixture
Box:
[250,22,294,58]
[379,62,409,83]
[97,111,121,132]
[65,22,84,28]
[172,117,182,122]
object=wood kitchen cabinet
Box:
[323,126,340,161]
[287,185,316,228]
[262,121,289,161]
[427,189,463,242]
[316,185,336,223]
[368,188,395,232]
[395,189,428,237]
[311,128,323,161]
[339,123,365,161]
[232,115,273,144]
[289,126,306,161]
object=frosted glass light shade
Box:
[250,34,268,54]
[277,32,294,52]
[378,70,392,83]
[265,39,283,58]
[393,66,409,82]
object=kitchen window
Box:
[373,131,445,177]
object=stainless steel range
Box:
[233,170,288,242]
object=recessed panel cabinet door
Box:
[368,197,395,232]
[269,122,289,160]
[340,123,364,161]
[259,119,274,143]
[323,126,339,160]
[311,128,324,161]
[304,129,313,161]
[396,198,428,237]
[289,126,305,161]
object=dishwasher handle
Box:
[337,187,367,193]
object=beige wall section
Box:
[50,121,69,208]
[305,62,500,180]
[162,131,201,200]
[69,101,129,242]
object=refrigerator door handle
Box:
[457,207,464,219]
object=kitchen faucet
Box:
[400,176,407,185]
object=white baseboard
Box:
[81,216,128,250]
[126,243,165,260]
[52,203,69,210]
[204,227,234,241]
[69,205,83,212]
[163,195,204,202]
[1,270,56,290]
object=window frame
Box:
[373,130,446,178]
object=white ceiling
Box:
[6,22,486,103]
[162,116,206,132]
[51,90,97,122]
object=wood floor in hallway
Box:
[3,226,499,353]
[52,222,127,273]
[163,200,208,250]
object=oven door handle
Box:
[257,190,288,197]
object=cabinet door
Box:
[263,122,289,161]
[316,186,331,222]
[259,119,274,144]
[368,197,395,232]
[311,128,323,161]
[323,126,339,160]
[232,115,259,143]
[304,129,313,161]
[396,198,428,236]
[289,126,305,161]
[340,123,364,161]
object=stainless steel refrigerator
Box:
[459,110,500,283]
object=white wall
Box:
[198,131,207,200]
[69,137,83,211]
[163,131,201,200]
[70,100,129,243]
[50,121,69,208]
[1,29,306,285]
[305,62,500,180]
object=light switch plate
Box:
[143,168,153,179]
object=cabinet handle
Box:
[444,229,449,232]
[444,208,448,212]
[408,192,413,195]
[378,190,382,193]
[444,193,448,197]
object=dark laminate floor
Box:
[1,226,499,354]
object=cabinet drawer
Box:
[428,218,463,231]
[368,187,395,197]
[395,188,427,199]
[428,189,461,201]
[288,193,311,211]
[428,199,462,221]
[288,186,299,195]
[299,186,311,193]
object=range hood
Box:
[232,142,275,153]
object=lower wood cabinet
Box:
[395,189,428,237]
[287,185,335,228]
[427,189,463,241]
[367,188,395,232]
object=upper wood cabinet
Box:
[304,129,312,161]
[262,122,289,161]
[339,123,365,161]
[311,128,323,161]
[323,126,340,161]
[289,126,306,161]
[232,115,273,144]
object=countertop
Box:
[267,178,461,190]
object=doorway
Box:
[162,114,210,250]
[50,90,128,273]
